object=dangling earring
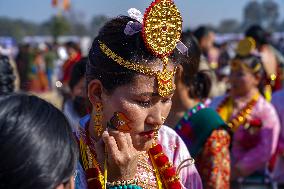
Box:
[153,125,161,144]
[161,116,166,124]
[94,102,103,137]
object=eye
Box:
[136,100,152,107]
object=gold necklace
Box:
[217,92,259,132]
[137,151,157,189]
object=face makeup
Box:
[107,112,131,132]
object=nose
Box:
[145,106,165,128]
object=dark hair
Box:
[232,54,264,75]
[0,55,15,95]
[69,57,87,91]
[0,94,78,189]
[87,16,172,93]
[181,30,201,70]
[245,25,268,46]
[189,71,212,99]
[193,26,214,43]
[179,33,212,99]
[65,41,81,53]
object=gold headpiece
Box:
[232,37,261,73]
[236,37,256,57]
[231,59,261,73]
[99,0,182,97]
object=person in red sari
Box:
[62,41,81,85]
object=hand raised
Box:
[102,130,138,182]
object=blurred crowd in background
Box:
[1,25,284,107]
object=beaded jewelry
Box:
[106,178,139,187]
[94,102,104,137]
[216,92,259,132]
[107,185,142,189]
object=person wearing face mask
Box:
[74,1,202,189]
[63,57,89,131]
[210,38,280,188]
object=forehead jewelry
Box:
[99,0,183,97]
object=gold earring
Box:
[153,125,161,143]
[161,116,166,123]
[94,102,103,137]
[153,130,159,145]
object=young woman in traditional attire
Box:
[166,33,230,189]
[74,1,202,189]
[210,38,280,187]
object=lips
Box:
[139,130,155,136]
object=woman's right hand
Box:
[102,130,139,182]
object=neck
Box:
[166,94,199,128]
[231,88,259,104]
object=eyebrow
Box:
[139,90,175,97]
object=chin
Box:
[133,139,153,151]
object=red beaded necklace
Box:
[77,126,183,189]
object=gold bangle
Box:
[106,178,139,187]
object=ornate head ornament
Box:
[236,37,256,57]
[99,0,183,97]
[231,37,261,73]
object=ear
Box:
[55,183,74,189]
[56,176,75,189]
[253,73,261,86]
[56,184,65,189]
[175,65,183,84]
[88,79,104,107]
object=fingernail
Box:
[102,130,109,136]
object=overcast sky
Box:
[0,0,284,29]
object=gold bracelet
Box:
[106,178,139,187]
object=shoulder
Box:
[63,99,73,113]
[254,95,280,129]
[255,95,277,113]
[75,162,88,189]
[272,90,284,105]
[209,95,226,110]
[158,126,188,149]
[74,115,90,139]
[159,125,179,137]
[158,125,190,160]
[159,126,203,188]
